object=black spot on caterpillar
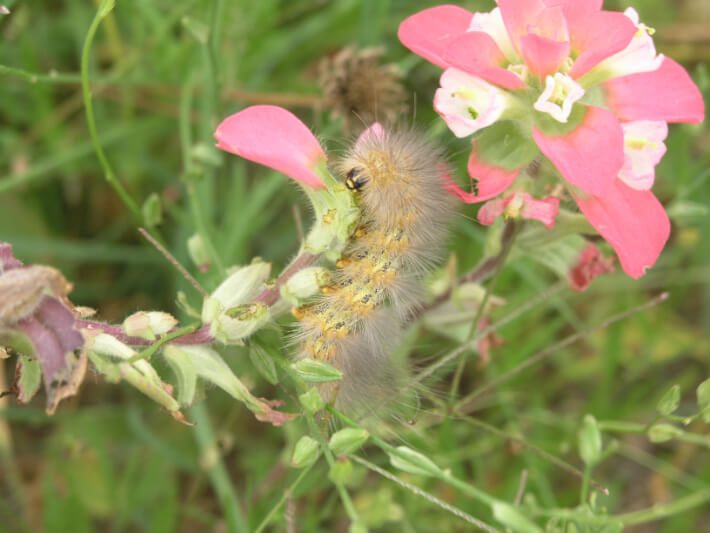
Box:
[294,127,456,418]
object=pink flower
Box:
[435,68,509,137]
[619,121,668,191]
[569,243,615,291]
[477,192,560,229]
[215,105,327,188]
[399,1,704,278]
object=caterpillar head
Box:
[344,168,368,192]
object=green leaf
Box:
[657,384,681,417]
[696,378,710,423]
[291,436,320,468]
[578,415,602,466]
[163,345,198,406]
[329,428,369,456]
[492,501,542,533]
[248,342,279,385]
[388,446,442,478]
[291,358,343,383]
[299,387,325,415]
[16,355,41,403]
[141,193,162,227]
[518,232,587,279]
[648,423,683,443]
[328,457,354,485]
[349,522,369,533]
[181,16,208,44]
[475,121,539,171]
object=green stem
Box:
[449,222,520,401]
[190,402,249,533]
[80,0,142,222]
[616,491,710,526]
[179,74,226,277]
[254,464,314,533]
[127,324,200,363]
[580,464,592,505]
[305,415,361,525]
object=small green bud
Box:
[187,234,211,272]
[292,358,343,383]
[299,387,325,415]
[656,384,681,417]
[86,332,136,359]
[329,428,369,456]
[696,378,710,423]
[578,414,602,466]
[122,311,177,341]
[648,423,683,443]
[329,457,354,485]
[280,267,331,305]
[388,446,442,478]
[491,501,542,533]
[142,193,162,227]
[291,436,320,468]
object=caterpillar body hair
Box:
[294,127,456,417]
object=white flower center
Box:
[533,73,585,123]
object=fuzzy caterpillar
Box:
[294,128,455,417]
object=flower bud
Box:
[299,387,326,415]
[280,267,331,305]
[187,234,211,272]
[203,259,271,322]
[388,446,442,478]
[329,428,369,456]
[85,332,136,359]
[292,358,343,383]
[329,457,354,485]
[648,423,683,443]
[291,435,321,468]
[578,415,602,466]
[122,311,178,340]
[210,303,270,345]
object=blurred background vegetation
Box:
[1,0,709,531]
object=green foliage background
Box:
[1,0,709,531]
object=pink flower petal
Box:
[397,5,474,69]
[497,0,568,52]
[477,192,559,228]
[568,11,636,78]
[215,105,326,188]
[604,58,705,124]
[355,122,385,149]
[443,32,526,90]
[533,106,623,197]
[446,144,520,203]
[519,193,560,229]
[569,242,615,291]
[477,198,506,225]
[520,34,570,78]
[574,180,670,278]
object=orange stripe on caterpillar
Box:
[294,127,456,416]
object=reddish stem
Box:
[78,252,320,347]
